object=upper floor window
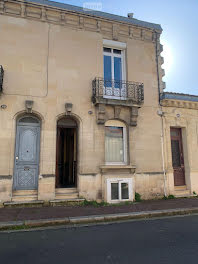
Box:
[103,40,126,98]
[105,120,127,164]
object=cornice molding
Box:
[0,0,158,43]
[161,99,198,110]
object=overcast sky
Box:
[57,0,198,95]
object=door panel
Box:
[170,128,185,186]
[18,128,37,162]
[14,123,40,190]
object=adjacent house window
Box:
[105,120,127,164]
[107,178,133,203]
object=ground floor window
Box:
[107,178,132,203]
[105,120,127,164]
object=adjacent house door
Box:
[13,116,40,190]
[56,117,77,188]
[170,128,185,186]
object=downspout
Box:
[155,31,167,197]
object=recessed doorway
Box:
[56,117,77,188]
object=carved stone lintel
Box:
[25,100,34,113]
[65,103,73,115]
[112,24,119,41]
[97,104,106,124]
[114,106,121,119]
[130,106,139,126]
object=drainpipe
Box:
[155,31,167,197]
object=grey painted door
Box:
[13,117,40,190]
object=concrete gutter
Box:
[1,207,198,231]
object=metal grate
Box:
[0,65,4,93]
[92,77,144,104]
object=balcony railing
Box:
[0,65,4,93]
[92,78,144,105]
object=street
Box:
[1,215,198,264]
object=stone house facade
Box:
[0,0,197,205]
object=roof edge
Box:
[24,0,162,32]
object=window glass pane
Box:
[19,117,38,123]
[104,55,112,88]
[171,130,179,137]
[121,182,129,199]
[171,140,181,167]
[103,47,111,53]
[105,126,124,162]
[113,49,121,54]
[111,183,119,200]
[114,57,122,88]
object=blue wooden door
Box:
[13,117,40,190]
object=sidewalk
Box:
[1,197,198,230]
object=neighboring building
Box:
[161,93,198,197]
[0,0,197,205]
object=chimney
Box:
[128,13,134,18]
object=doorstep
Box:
[49,198,85,206]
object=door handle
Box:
[16,156,19,160]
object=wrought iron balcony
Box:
[92,78,144,106]
[0,65,4,93]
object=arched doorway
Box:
[56,117,78,188]
[13,115,41,190]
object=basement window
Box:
[107,178,133,203]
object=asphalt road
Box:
[1,215,198,264]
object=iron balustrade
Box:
[92,78,144,104]
[0,65,4,93]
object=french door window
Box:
[103,46,126,98]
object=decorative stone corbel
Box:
[114,106,121,119]
[65,103,73,115]
[97,21,101,32]
[0,1,5,14]
[113,24,119,41]
[21,2,26,17]
[79,17,84,29]
[25,100,34,113]
[61,12,66,25]
[41,7,46,21]
[97,104,106,124]
[130,106,139,126]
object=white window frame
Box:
[103,40,126,100]
[105,120,127,165]
[103,48,126,82]
[107,178,133,203]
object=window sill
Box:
[100,164,136,174]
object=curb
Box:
[1,207,198,231]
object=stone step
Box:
[12,190,37,196]
[55,188,77,194]
[174,189,191,197]
[4,200,44,208]
[55,192,79,200]
[50,198,85,206]
[12,195,38,202]
[174,185,187,191]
